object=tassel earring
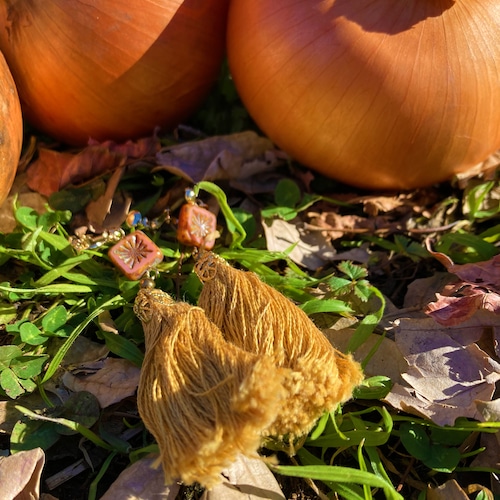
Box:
[194,252,364,438]
[134,285,286,488]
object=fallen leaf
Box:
[403,273,456,310]
[155,131,287,190]
[470,432,500,469]
[0,191,48,234]
[426,249,500,292]
[426,479,469,500]
[0,392,59,434]
[470,399,500,469]
[26,136,159,197]
[475,398,500,422]
[426,288,500,326]
[202,455,285,500]
[62,358,140,408]
[424,254,500,325]
[84,167,131,231]
[325,329,407,386]
[455,149,500,188]
[383,317,500,426]
[88,136,160,159]
[0,447,45,500]
[60,336,109,369]
[262,217,336,270]
[100,454,180,500]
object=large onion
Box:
[227,0,500,190]
[0,50,22,205]
[0,0,229,146]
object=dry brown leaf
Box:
[454,149,500,188]
[84,167,131,231]
[475,398,500,422]
[100,454,180,500]
[470,400,500,469]
[26,136,159,197]
[470,432,500,470]
[155,131,287,189]
[0,190,47,234]
[0,447,45,500]
[88,136,160,159]
[403,273,456,310]
[60,336,109,369]
[202,455,285,500]
[306,210,398,241]
[0,392,59,434]
[426,479,469,500]
[325,328,407,386]
[62,358,140,408]
[424,254,500,325]
[427,249,500,290]
[262,217,335,270]
[383,317,500,425]
[426,288,500,326]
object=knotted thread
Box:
[135,288,286,488]
[195,252,364,438]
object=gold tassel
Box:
[134,287,286,488]
[195,252,364,438]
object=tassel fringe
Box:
[134,288,286,488]
[195,252,364,438]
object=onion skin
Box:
[227,0,500,190]
[0,50,22,205]
[0,0,229,146]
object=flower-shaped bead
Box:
[177,204,217,250]
[108,231,163,280]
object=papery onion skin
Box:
[227,0,500,190]
[0,50,22,205]
[0,0,229,146]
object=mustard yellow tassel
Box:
[134,287,285,488]
[195,253,364,438]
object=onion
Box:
[227,0,500,190]
[0,50,22,205]
[0,0,229,146]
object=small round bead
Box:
[126,210,143,228]
[140,277,156,289]
[184,188,197,204]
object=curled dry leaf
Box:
[425,253,500,326]
[0,447,45,500]
[62,358,141,408]
[455,149,500,189]
[85,167,131,231]
[100,454,180,500]
[26,136,160,196]
[426,287,500,326]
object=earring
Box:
[99,198,285,488]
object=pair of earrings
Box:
[103,192,363,488]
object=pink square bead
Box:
[108,231,163,280]
[176,204,217,250]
